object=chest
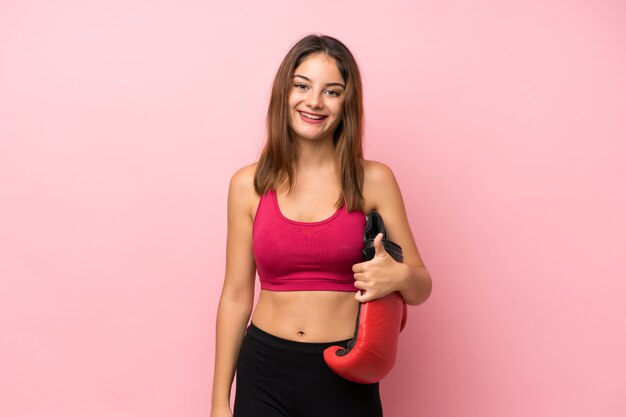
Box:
[252,190,366,275]
[275,186,342,223]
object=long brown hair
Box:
[254,34,365,212]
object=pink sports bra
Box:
[252,189,366,291]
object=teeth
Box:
[301,111,324,120]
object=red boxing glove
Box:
[323,211,407,384]
[324,291,407,384]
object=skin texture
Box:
[210,53,432,417]
[288,53,346,144]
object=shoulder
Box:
[361,159,401,211]
[228,163,259,217]
[362,159,397,186]
[229,163,258,192]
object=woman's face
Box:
[288,52,346,144]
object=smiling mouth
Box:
[298,111,327,121]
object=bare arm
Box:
[211,166,257,415]
[353,161,432,306]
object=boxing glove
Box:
[323,211,408,384]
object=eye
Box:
[294,83,308,90]
[325,89,341,97]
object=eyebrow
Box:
[293,74,345,89]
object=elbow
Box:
[218,280,256,315]
[217,294,254,323]
[402,267,432,306]
[407,279,432,306]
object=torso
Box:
[252,290,360,342]
[249,163,377,342]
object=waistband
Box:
[246,322,352,354]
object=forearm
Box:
[398,264,432,306]
[211,296,253,408]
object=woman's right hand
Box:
[210,403,232,417]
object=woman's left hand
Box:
[352,233,409,303]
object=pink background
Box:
[1,1,625,416]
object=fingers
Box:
[353,280,376,302]
[353,281,370,303]
[352,262,365,273]
[373,233,386,257]
[354,289,380,303]
[354,287,373,302]
[353,234,389,273]
[355,288,391,303]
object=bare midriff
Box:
[251,290,360,342]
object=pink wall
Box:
[1,1,624,416]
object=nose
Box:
[305,90,323,109]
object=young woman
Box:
[210,34,432,417]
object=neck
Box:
[295,137,336,172]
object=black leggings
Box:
[233,323,383,417]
